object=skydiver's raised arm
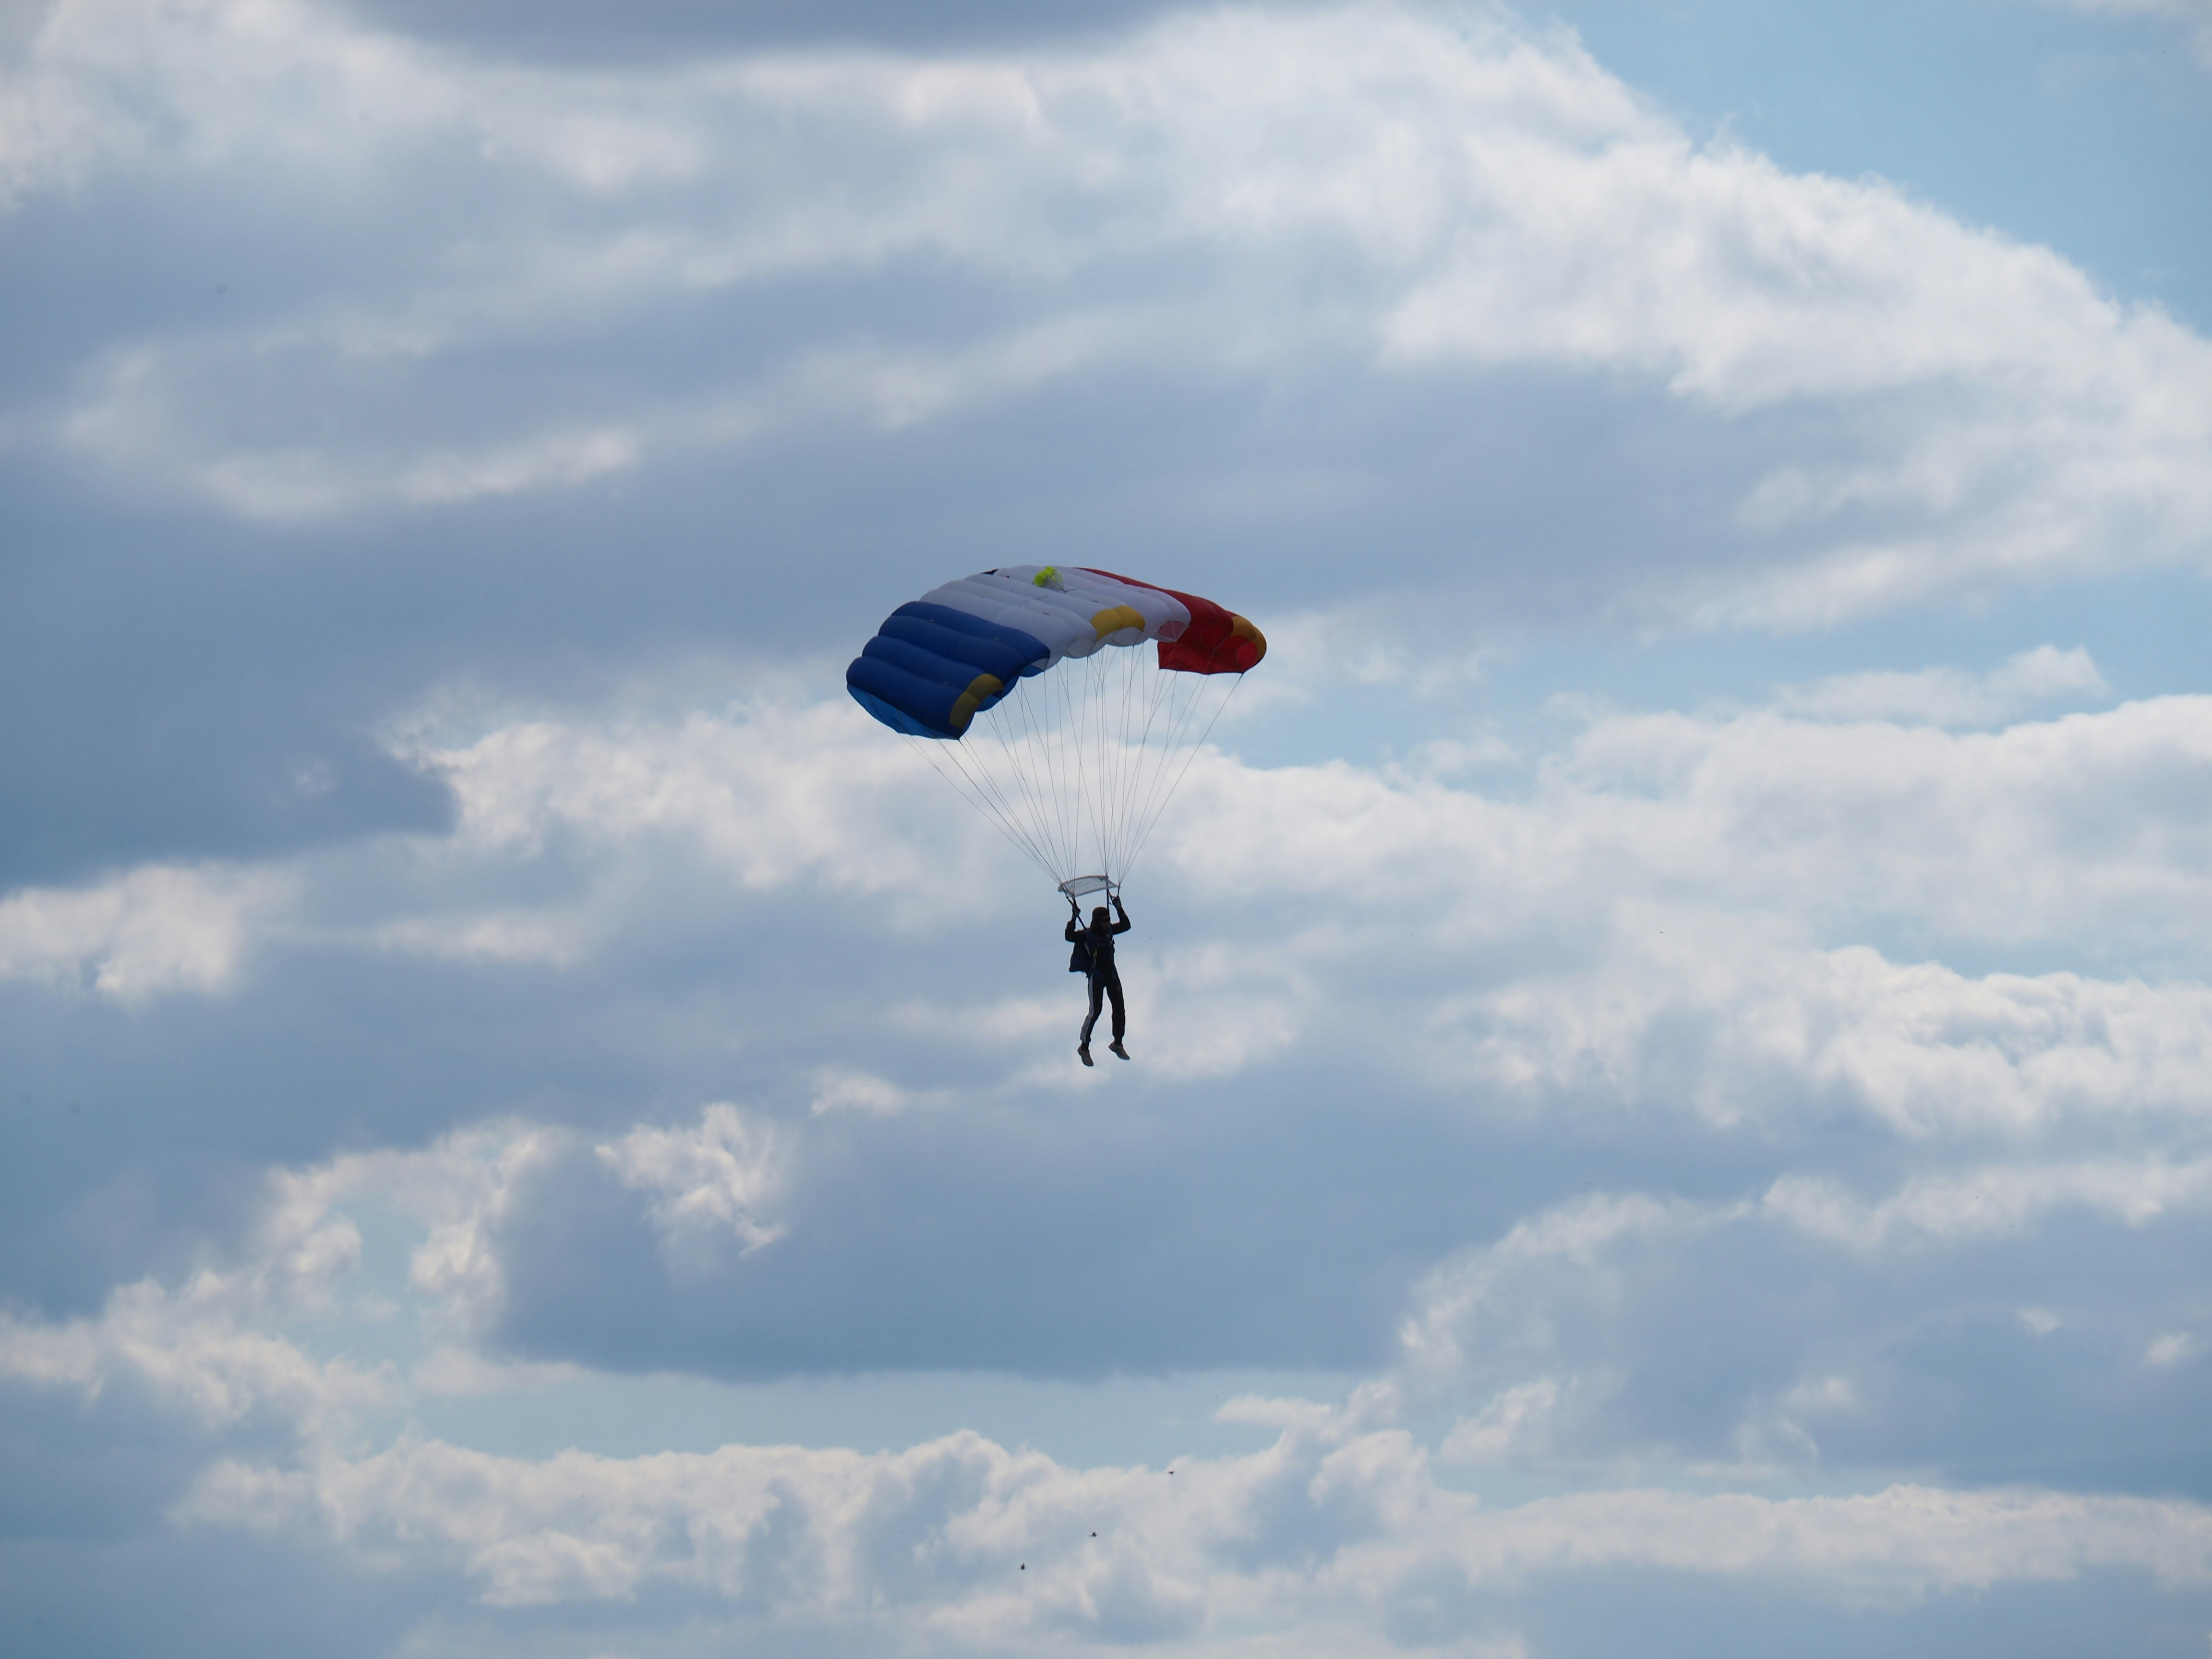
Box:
[1110,894,1131,935]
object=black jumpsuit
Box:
[1067,903,1131,1045]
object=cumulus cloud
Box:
[808,1065,911,1116]
[5,5,2209,1652]
[596,1103,790,1264]
[0,861,295,1000]
[4,1087,2209,1647]
[35,668,2212,1127]
[0,1110,776,1433]
[1443,943,2212,1136]
[1384,1167,2212,1477]
[168,1427,2212,1634]
[479,673,2211,955]
[1762,1157,2212,1250]
[365,677,2212,1140]
[394,694,976,903]
[0,1175,396,1439]
[1772,645,2109,727]
[4,0,2207,627]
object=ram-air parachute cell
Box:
[847,565,1264,890]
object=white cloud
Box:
[14,669,2212,1132]
[596,1103,789,1264]
[369,906,593,967]
[1439,1378,1564,1465]
[6,8,2209,1647]
[170,1426,2212,1631]
[386,1123,573,1345]
[2046,0,2212,62]
[2144,1332,2198,1367]
[1443,1482,2212,1597]
[258,1117,577,1349]
[397,695,978,902]
[1763,1158,2212,1250]
[0,1110,768,1438]
[1446,943,2212,1137]
[808,1065,911,1116]
[1396,1190,1714,1396]
[6,1,2207,625]
[1385,1164,2212,1468]
[1164,690,2212,958]
[0,861,295,1001]
[0,1275,397,1439]
[9,1100,2211,1646]
[1773,646,2108,727]
[0,1181,397,1439]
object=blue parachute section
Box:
[845,602,1049,739]
[890,603,1053,672]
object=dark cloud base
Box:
[339,0,1202,63]
[0,1528,456,1659]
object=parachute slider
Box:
[1058,874,1116,902]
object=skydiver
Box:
[1066,893,1132,1066]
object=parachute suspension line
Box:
[1095,648,1123,882]
[1116,644,1187,879]
[1056,653,1087,879]
[1048,661,1083,877]
[1134,669,1225,872]
[1111,656,1173,882]
[854,568,1261,899]
[901,732,1059,882]
[1108,652,1181,878]
[951,717,1056,870]
[1058,653,1089,878]
[901,635,1242,895]
[1094,647,1125,880]
[1027,665,1078,878]
[1115,662,1220,885]
[1109,641,1150,880]
[1075,650,1101,885]
[985,675,1061,875]
[957,712,1050,877]
[1116,647,1150,879]
[1123,669,1244,882]
[1005,661,1066,878]
[1081,648,1114,885]
[1021,667,1070,875]
[937,729,1061,879]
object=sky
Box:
[3,0,2212,1653]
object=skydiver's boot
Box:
[1078,1043,1094,1067]
[1108,1040,1129,1060]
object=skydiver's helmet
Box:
[1092,907,1111,927]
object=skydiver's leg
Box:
[1105,971,1127,1055]
[1081,973,1105,1044]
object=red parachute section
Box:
[1078,568,1267,675]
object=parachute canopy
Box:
[847,565,1264,888]
[847,565,1263,741]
